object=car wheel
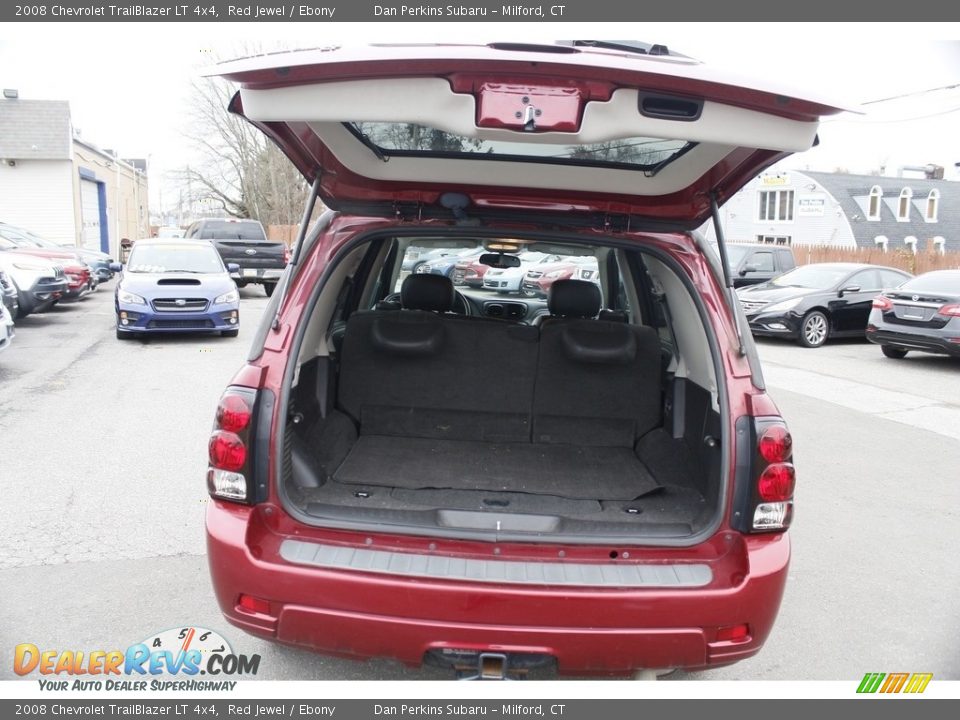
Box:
[881,345,908,359]
[797,310,829,348]
[264,282,277,297]
[222,329,240,338]
[236,281,248,289]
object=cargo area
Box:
[279,236,726,543]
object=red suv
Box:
[205,42,839,678]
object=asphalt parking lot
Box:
[1,288,958,681]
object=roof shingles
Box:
[805,171,960,253]
[0,100,72,160]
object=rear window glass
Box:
[900,271,960,294]
[197,221,266,241]
[347,122,691,172]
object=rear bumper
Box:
[230,268,284,284]
[206,502,790,675]
[866,325,960,357]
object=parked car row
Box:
[407,245,602,297]
[0,221,111,321]
[736,260,960,359]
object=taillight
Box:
[872,295,893,311]
[208,431,247,471]
[206,387,260,504]
[758,463,795,501]
[216,394,252,433]
[732,417,795,533]
[758,425,792,463]
[938,303,960,318]
[752,420,794,531]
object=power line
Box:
[823,104,960,124]
[860,83,960,106]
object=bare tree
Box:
[179,55,311,228]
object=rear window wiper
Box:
[560,40,678,57]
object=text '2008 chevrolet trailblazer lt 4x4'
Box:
[204,42,845,679]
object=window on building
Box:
[874,235,889,252]
[867,186,882,220]
[904,236,918,253]
[898,188,913,221]
[756,235,792,245]
[758,190,794,222]
[925,189,939,222]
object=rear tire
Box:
[881,345,908,359]
[264,282,276,297]
[797,310,829,348]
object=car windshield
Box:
[899,272,960,295]
[770,265,849,290]
[126,244,225,274]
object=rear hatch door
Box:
[213,43,849,228]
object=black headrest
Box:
[401,274,455,313]
[548,279,601,319]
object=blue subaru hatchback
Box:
[112,239,241,339]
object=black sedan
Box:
[737,263,913,348]
[866,270,960,359]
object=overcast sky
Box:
[2,22,960,212]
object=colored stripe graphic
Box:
[880,673,909,693]
[857,672,932,694]
[857,673,885,693]
[903,673,933,694]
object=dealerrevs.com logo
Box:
[14,627,260,691]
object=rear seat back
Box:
[338,275,539,442]
[338,276,661,448]
[533,280,662,447]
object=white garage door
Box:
[80,179,102,252]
